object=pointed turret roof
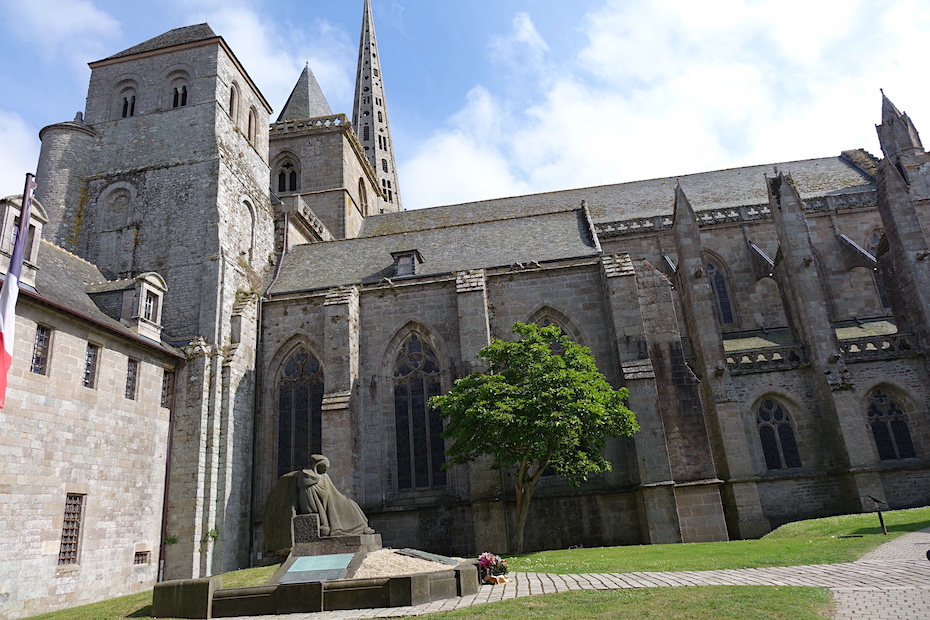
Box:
[277,64,333,122]
[103,24,218,61]
[352,0,403,212]
[877,91,923,159]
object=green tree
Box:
[429,322,638,553]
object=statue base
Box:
[290,514,382,557]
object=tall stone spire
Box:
[352,0,403,212]
[277,63,332,122]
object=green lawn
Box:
[422,586,833,620]
[25,506,928,619]
[508,506,930,574]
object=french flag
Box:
[0,173,37,409]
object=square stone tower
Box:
[35,24,276,578]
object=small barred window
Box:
[58,494,85,565]
[161,370,175,409]
[31,325,52,375]
[83,343,100,389]
[125,358,139,400]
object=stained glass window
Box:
[393,335,445,489]
[867,389,917,460]
[277,348,324,478]
[756,398,801,470]
[706,262,735,325]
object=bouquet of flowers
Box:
[477,552,509,578]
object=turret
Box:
[34,113,96,248]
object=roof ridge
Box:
[40,239,104,270]
[357,205,581,238]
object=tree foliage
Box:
[429,322,638,552]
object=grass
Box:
[422,586,833,619]
[509,506,930,574]
[24,506,927,619]
[26,565,281,620]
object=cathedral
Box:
[1,1,929,616]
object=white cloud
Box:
[176,2,355,115]
[399,87,531,208]
[400,0,930,209]
[0,110,40,196]
[0,0,120,70]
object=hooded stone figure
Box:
[264,454,374,554]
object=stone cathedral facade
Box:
[2,1,930,616]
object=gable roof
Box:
[269,208,599,295]
[102,23,218,61]
[360,153,877,239]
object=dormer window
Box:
[131,272,167,340]
[391,250,423,277]
[0,194,48,289]
[143,290,159,323]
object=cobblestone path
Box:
[225,528,930,619]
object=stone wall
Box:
[0,298,178,619]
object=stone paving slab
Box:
[219,528,930,620]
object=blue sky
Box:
[2,0,930,210]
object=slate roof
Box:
[103,24,218,61]
[269,208,599,295]
[21,240,180,355]
[277,64,333,122]
[360,153,876,238]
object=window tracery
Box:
[706,261,735,325]
[277,347,324,478]
[393,334,446,489]
[867,388,917,460]
[756,398,801,470]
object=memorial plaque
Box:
[278,553,355,584]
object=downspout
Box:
[248,212,289,565]
[157,356,187,582]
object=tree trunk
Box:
[511,486,532,554]
[509,458,547,554]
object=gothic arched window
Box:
[706,261,735,325]
[275,159,299,193]
[867,388,917,460]
[393,334,446,489]
[756,398,801,470]
[277,347,324,478]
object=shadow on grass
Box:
[126,605,152,618]
[849,518,930,536]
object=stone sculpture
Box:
[264,454,374,555]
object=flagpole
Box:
[0,173,38,408]
[10,173,37,270]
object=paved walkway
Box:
[227,529,930,620]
